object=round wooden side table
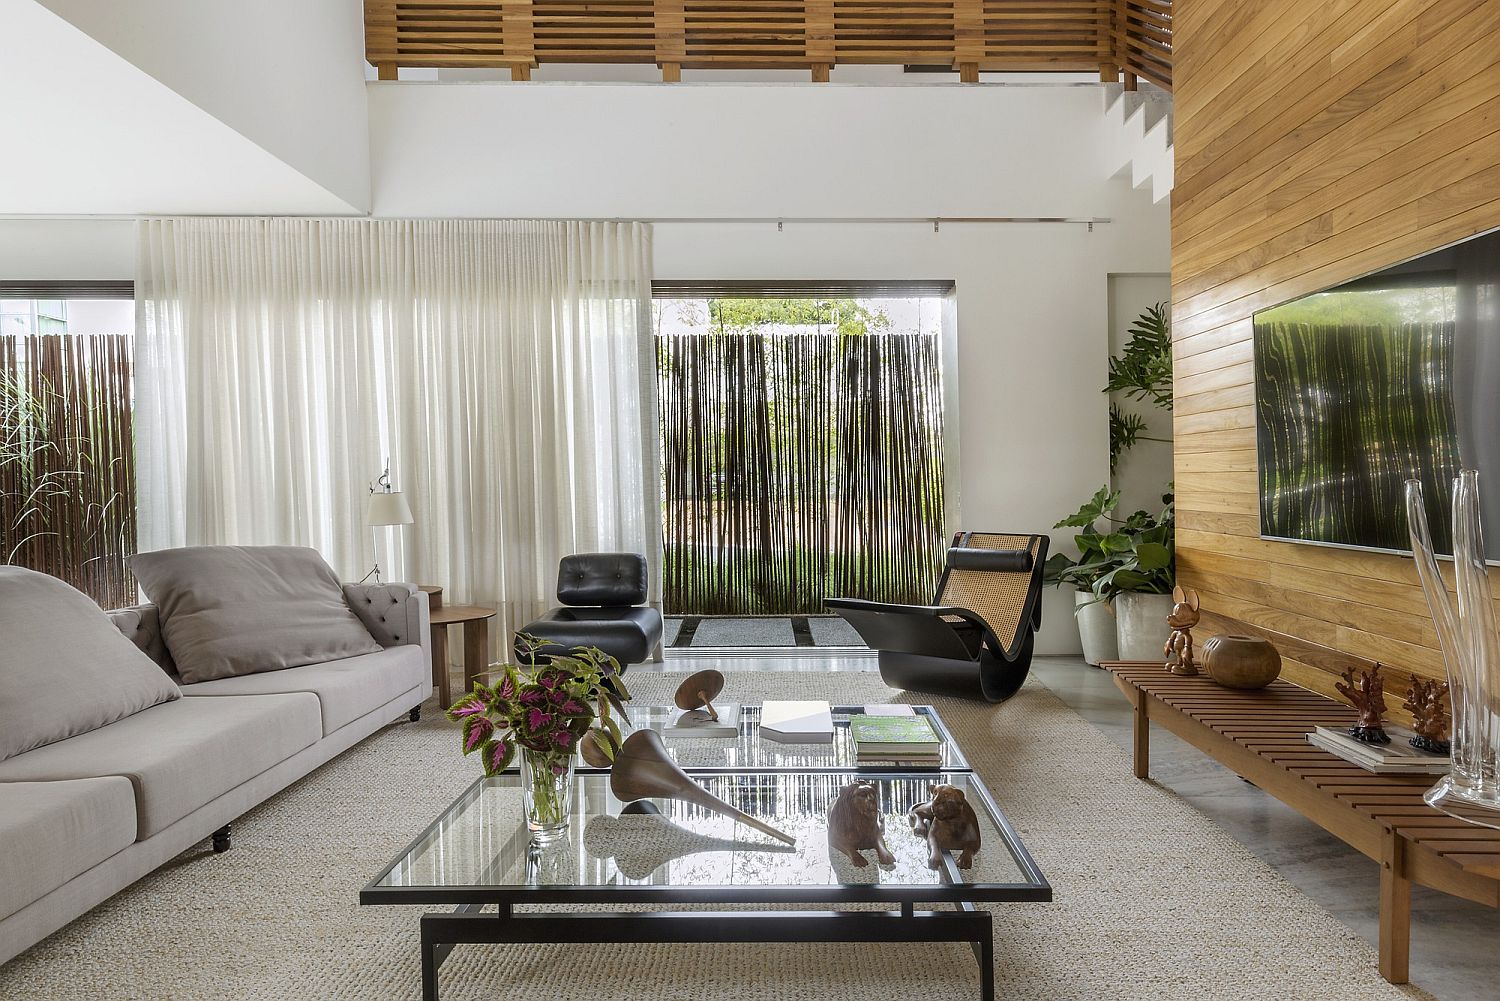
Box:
[429,604,496,709]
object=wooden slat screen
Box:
[0,334,137,609]
[366,0,1171,87]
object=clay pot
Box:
[1202,634,1282,689]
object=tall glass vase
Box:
[1406,471,1500,828]
[521,748,575,845]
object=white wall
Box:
[0,80,1170,653]
[369,82,1122,217]
[1107,273,1173,516]
[34,0,369,210]
[368,82,1171,652]
[0,220,134,279]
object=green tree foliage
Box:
[704,298,893,337]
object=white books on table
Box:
[1307,726,1449,775]
[759,700,835,743]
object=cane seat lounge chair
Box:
[826,532,1049,703]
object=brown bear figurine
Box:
[827,780,895,868]
[908,783,981,870]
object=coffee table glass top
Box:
[606,704,970,773]
[365,770,1048,905]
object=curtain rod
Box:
[1,214,1111,229]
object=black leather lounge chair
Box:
[826,532,1049,703]
[515,553,664,669]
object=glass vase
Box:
[1406,471,1500,828]
[521,748,574,844]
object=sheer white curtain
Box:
[136,217,659,639]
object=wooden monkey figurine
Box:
[827,780,895,868]
[1335,663,1391,745]
[1164,585,1201,676]
[908,783,981,870]
[1403,677,1451,754]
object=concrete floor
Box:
[645,649,1499,1000]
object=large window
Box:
[653,283,952,616]
[1,286,136,606]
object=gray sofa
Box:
[0,581,431,966]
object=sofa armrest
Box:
[107,603,178,677]
[343,583,431,667]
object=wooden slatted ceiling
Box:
[366,1,1171,82]
[534,1,656,62]
[1171,0,1500,719]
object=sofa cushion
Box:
[0,567,181,762]
[130,545,382,684]
[0,777,137,921]
[182,646,426,736]
[0,694,321,838]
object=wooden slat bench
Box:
[1105,661,1500,985]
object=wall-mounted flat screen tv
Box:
[1254,226,1500,560]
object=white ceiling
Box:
[0,0,362,216]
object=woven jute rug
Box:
[0,672,1431,1000]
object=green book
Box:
[849,714,941,754]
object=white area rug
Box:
[0,673,1431,1000]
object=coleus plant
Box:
[444,634,631,777]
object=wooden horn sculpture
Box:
[674,669,726,721]
[610,729,796,846]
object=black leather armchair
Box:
[515,553,663,668]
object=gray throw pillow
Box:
[0,566,181,762]
[130,546,382,684]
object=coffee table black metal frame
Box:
[362,716,1049,1001]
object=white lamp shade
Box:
[367,491,414,527]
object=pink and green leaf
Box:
[445,693,487,722]
[480,737,514,776]
[461,714,494,755]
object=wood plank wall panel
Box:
[1171,0,1500,718]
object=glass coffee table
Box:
[615,703,972,772]
[363,712,1049,1000]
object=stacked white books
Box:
[1307,726,1450,775]
[759,700,835,743]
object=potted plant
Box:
[1046,486,1176,664]
[446,638,630,844]
[1044,485,1125,666]
[1093,491,1175,661]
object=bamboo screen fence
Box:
[0,333,138,608]
[658,320,946,615]
[1255,320,1461,556]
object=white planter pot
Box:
[1074,591,1118,666]
[1115,592,1174,663]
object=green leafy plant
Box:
[445,637,631,778]
[1107,302,1173,408]
[1108,404,1148,469]
[1044,485,1175,606]
[1106,302,1173,470]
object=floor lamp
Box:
[364,461,413,585]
